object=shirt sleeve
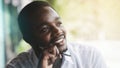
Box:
[6,64,15,68]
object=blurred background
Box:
[0,0,120,68]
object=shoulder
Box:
[67,42,102,59]
[68,42,96,53]
[6,49,34,68]
[67,42,107,68]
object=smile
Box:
[54,36,64,44]
[51,34,65,45]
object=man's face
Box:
[30,7,67,54]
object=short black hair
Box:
[18,1,51,43]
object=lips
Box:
[54,35,64,44]
[51,34,65,45]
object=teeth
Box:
[55,38,63,44]
[52,35,64,44]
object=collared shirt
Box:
[6,43,107,68]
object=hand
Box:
[41,45,61,68]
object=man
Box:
[6,1,106,68]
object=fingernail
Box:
[59,54,62,59]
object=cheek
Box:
[61,27,66,36]
[39,33,51,44]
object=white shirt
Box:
[6,43,107,68]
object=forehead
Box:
[30,6,59,25]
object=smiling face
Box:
[29,6,67,55]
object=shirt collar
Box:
[62,44,74,64]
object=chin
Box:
[58,40,67,54]
[59,46,67,54]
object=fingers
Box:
[46,45,59,56]
[54,46,59,56]
[48,54,57,64]
[54,46,62,59]
[42,45,61,65]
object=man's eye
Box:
[39,26,49,33]
[56,22,62,27]
[41,28,48,32]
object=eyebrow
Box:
[55,17,61,21]
[37,23,48,28]
[40,17,61,25]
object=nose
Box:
[52,27,62,36]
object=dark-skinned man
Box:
[6,1,107,68]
